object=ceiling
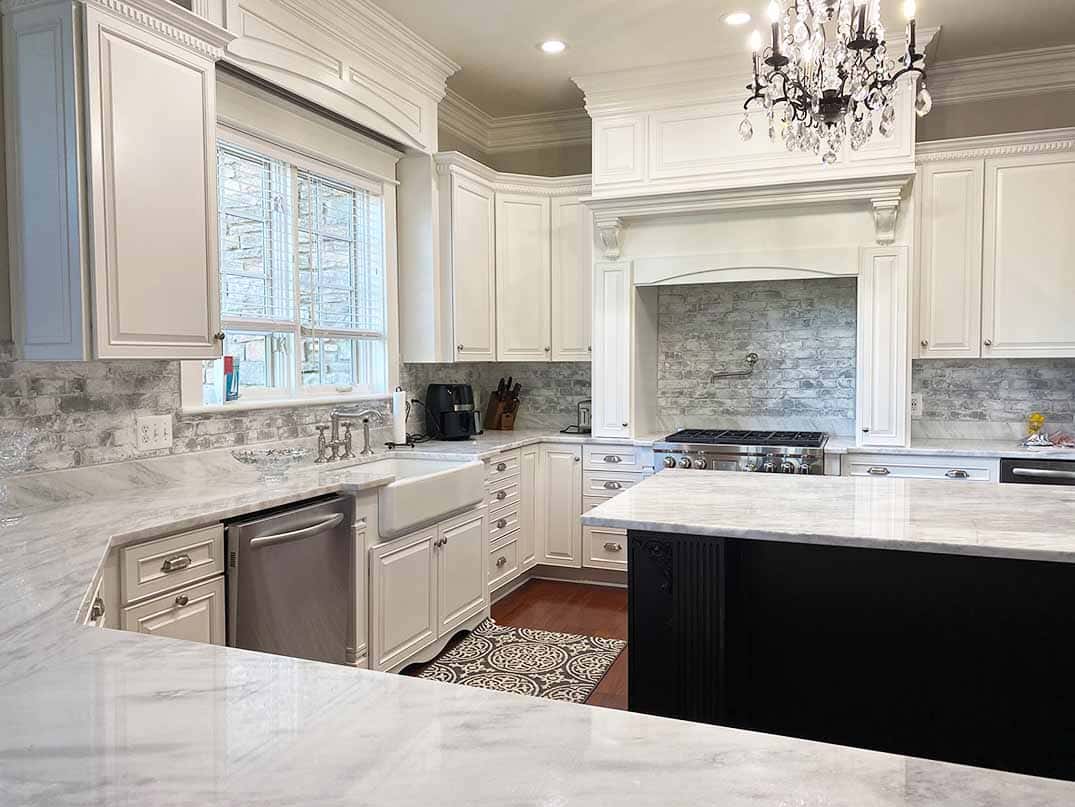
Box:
[373,0,1075,116]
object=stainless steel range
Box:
[652,429,829,475]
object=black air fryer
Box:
[424,384,482,440]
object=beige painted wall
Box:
[917,89,1075,141]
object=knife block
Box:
[483,392,520,431]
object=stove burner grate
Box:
[663,429,828,448]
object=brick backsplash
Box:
[912,358,1075,428]
[656,279,859,433]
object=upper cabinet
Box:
[399,153,591,364]
[3,0,233,361]
[915,134,1075,360]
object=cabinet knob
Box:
[495,490,507,501]
[984,338,993,347]
[496,556,507,568]
[622,422,628,428]
[495,462,507,472]
[920,339,929,348]
[862,427,870,433]
[174,595,190,607]
[544,346,551,352]
[457,344,464,351]
[574,456,581,463]
[213,332,225,341]
[587,346,592,352]
[496,518,507,529]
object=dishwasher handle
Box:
[1011,467,1075,481]
[249,513,346,548]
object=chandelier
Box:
[739,0,930,164]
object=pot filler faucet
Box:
[316,408,385,463]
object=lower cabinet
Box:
[517,444,540,570]
[121,577,226,644]
[370,508,489,671]
[537,444,583,567]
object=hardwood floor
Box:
[493,579,628,710]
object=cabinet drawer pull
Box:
[867,467,890,476]
[496,556,507,568]
[495,462,507,472]
[945,469,970,479]
[603,481,623,490]
[161,554,192,573]
[496,518,508,530]
[603,455,622,464]
[495,490,507,501]
[174,595,190,607]
[603,542,623,552]
[90,596,105,622]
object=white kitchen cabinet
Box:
[917,160,984,359]
[857,247,910,448]
[496,192,552,361]
[121,577,226,645]
[2,0,230,361]
[845,453,999,483]
[370,527,438,671]
[447,172,497,362]
[592,262,633,439]
[518,444,539,570]
[551,197,594,361]
[537,445,583,568]
[436,509,489,635]
[983,152,1075,358]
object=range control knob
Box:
[763,461,776,473]
[780,461,795,474]
[692,458,708,470]
[744,461,758,472]
[662,456,677,469]
[677,456,693,469]
[798,463,812,475]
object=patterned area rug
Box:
[418,618,626,703]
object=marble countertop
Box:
[826,436,1075,458]
[583,470,1075,563]
[5,438,1075,804]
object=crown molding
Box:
[434,151,590,196]
[928,45,1075,106]
[915,127,1075,163]
[439,89,591,155]
[574,27,939,117]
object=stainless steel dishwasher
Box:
[226,495,355,665]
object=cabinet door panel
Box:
[437,509,488,635]
[983,154,1075,357]
[592,262,633,438]
[551,197,593,361]
[451,175,496,361]
[370,529,437,670]
[918,161,983,359]
[537,445,582,568]
[518,444,539,570]
[84,8,220,359]
[857,247,909,448]
[496,192,551,361]
[121,577,225,645]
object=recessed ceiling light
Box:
[539,39,567,55]
[723,11,752,25]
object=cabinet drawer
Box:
[489,504,520,546]
[121,576,225,645]
[485,450,521,483]
[489,537,520,589]
[486,474,521,509]
[847,454,998,482]
[121,524,224,604]
[583,443,646,472]
[583,470,644,498]
[584,526,628,571]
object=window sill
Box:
[181,392,391,416]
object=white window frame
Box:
[181,124,400,413]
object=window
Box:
[198,136,388,406]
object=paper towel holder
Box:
[385,386,416,449]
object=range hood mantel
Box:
[585,173,912,261]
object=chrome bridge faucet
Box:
[316,407,385,463]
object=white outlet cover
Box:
[136,415,173,451]
[909,393,923,420]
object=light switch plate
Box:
[136,415,173,451]
[909,393,923,421]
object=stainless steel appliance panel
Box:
[226,495,355,665]
[1001,458,1075,486]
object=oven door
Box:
[1000,458,1075,486]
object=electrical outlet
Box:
[136,415,173,451]
[909,393,923,420]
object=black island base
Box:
[627,530,1075,781]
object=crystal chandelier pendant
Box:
[915,85,933,117]
[738,112,754,141]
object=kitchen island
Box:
[583,469,1075,783]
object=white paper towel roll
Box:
[392,387,408,444]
